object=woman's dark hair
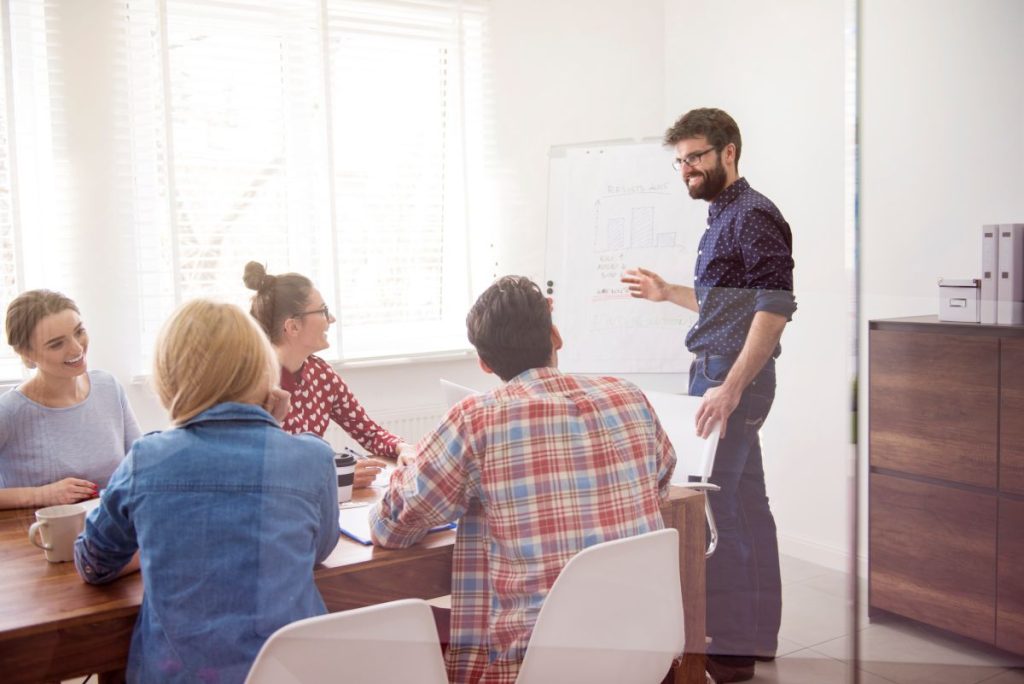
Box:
[466,275,552,381]
[664,107,742,164]
[242,261,313,345]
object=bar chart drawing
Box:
[595,197,676,252]
[607,217,627,250]
[631,207,654,248]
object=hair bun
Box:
[243,261,273,291]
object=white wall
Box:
[663,0,851,569]
[488,0,667,279]
[861,0,1024,318]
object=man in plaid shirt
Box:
[370,275,677,684]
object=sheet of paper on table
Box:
[338,504,456,546]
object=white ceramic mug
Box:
[28,504,86,563]
[335,453,356,503]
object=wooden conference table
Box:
[0,486,706,683]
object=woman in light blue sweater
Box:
[0,290,140,509]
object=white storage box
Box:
[938,278,981,323]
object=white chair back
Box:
[515,529,684,684]
[645,391,722,557]
[440,378,478,408]
[644,390,721,485]
[245,598,448,684]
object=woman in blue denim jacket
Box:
[74,299,341,684]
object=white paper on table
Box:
[339,504,456,546]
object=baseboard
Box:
[778,532,868,578]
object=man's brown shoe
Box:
[705,654,755,683]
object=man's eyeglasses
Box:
[293,304,331,320]
[672,147,717,171]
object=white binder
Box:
[997,224,1024,325]
[981,225,999,324]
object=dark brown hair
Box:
[5,289,80,352]
[242,261,313,345]
[664,108,742,164]
[466,276,552,381]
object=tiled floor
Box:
[746,555,1024,683]
[63,554,1024,684]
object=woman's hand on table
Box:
[39,477,98,505]
[354,458,387,488]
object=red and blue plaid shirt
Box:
[370,366,676,683]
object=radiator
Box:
[322,403,445,454]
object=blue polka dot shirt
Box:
[685,177,796,358]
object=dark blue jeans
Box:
[689,354,782,658]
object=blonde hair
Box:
[153,299,279,424]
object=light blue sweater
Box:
[0,370,141,488]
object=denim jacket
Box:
[75,402,340,684]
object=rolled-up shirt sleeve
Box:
[754,289,797,321]
[739,208,797,321]
[74,453,138,584]
[369,406,472,549]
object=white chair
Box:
[515,529,685,684]
[440,377,479,407]
[645,390,723,557]
[245,598,448,684]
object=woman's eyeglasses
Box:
[293,304,330,320]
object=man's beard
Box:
[686,160,727,201]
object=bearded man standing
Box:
[622,108,796,684]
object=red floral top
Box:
[279,355,401,457]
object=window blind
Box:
[129,0,490,367]
[0,0,67,379]
[0,0,491,377]
[0,1,19,378]
[326,0,487,358]
[128,0,336,361]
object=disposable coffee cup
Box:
[28,504,86,563]
[335,453,357,503]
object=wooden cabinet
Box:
[869,316,1024,655]
[870,472,997,642]
[1001,339,1024,496]
[998,498,1024,653]
[869,330,998,487]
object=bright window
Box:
[130,0,491,366]
[0,3,19,379]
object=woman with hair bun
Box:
[243,262,411,485]
[75,299,339,683]
[0,289,141,509]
